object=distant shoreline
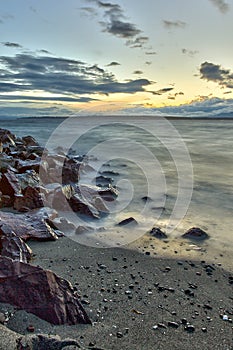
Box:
[1,115,233,121]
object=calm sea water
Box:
[1,116,233,261]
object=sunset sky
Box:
[0,0,233,117]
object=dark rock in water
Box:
[69,193,100,218]
[0,256,91,325]
[22,135,39,147]
[0,170,21,199]
[98,185,118,202]
[95,175,114,185]
[0,211,58,241]
[141,196,152,203]
[118,217,138,226]
[0,223,32,263]
[149,227,167,239]
[75,225,94,234]
[182,227,209,240]
[100,170,119,176]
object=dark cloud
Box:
[0,53,152,101]
[103,19,141,38]
[133,70,143,75]
[126,36,149,48]
[1,42,22,48]
[39,49,52,54]
[209,0,230,13]
[0,13,14,23]
[0,94,94,103]
[80,6,98,17]
[200,61,233,88]
[182,48,198,57]
[106,61,121,66]
[163,20,186,29]
[145,61,152,65]
[151,87,174,95]
[84,0,149,48]
[145,51,157,55]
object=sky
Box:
[0,0,233,117]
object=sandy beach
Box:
[0,235,232,350]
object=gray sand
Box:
[1,237,233,350]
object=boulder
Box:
[15,159,42,174]
[182,227,209,240]
[0,256,91,325]
[14,186,45,211]
[0,211,58,241]
[0,223,32,263]
[0,170,21,199]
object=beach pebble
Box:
[184,325,195,333]
[116,331,123,338]
[0,313,6,324]
[168,321,179,329]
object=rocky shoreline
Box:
[0,127,233,349]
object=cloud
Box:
[38,49,52,54]
[0,53,152,102]
[0,94,94,103]
[145,51,157,55]
[200,61,233,88]
[209,0,230,13]
[163,20,186,29]
[1,42,22,48]
[182,48,198,57]
[151,87,174,95]
[119,97,233,118]
[106,61,121,66]
[133,70,143,75]
[83,0,149,48]
[0,13,14,24]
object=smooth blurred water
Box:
[1,116,233,253]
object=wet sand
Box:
[1,236,232,350]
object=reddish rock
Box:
[14,186,45,211]
[0,170,21,199]
[0,194,12,208]
[0,256,91,325]
[0,223,32,263]
[0,211,58,241]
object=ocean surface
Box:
[1,116,233,266]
